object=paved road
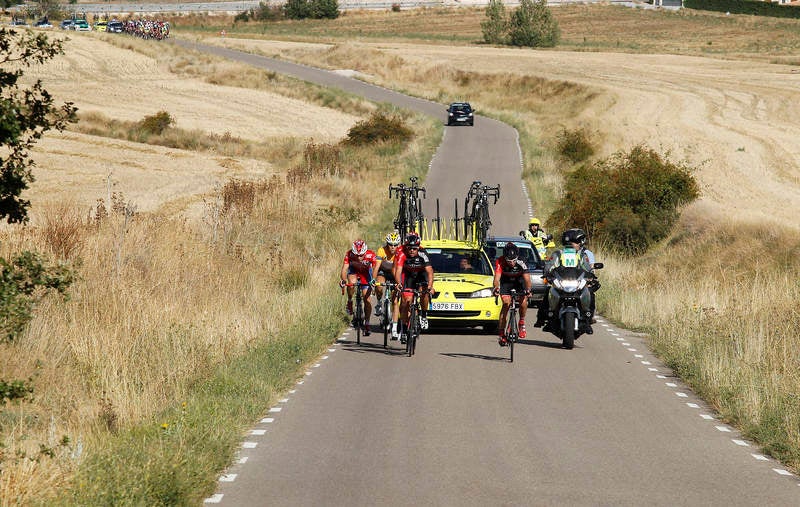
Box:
[178,41,800,505]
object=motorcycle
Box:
[543,253,603,349]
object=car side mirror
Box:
[593,262,604,270]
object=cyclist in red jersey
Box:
[393,234,434,336]
[492,242,532,346]
[340,239,377,336]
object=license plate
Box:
[430,302,464,311]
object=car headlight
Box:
[468,113,473,116]
[470,288,493,298]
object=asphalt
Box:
[175,40,800,506]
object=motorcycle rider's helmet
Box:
[385,231,401,246]
[503,242,519,260]
[351,239,368,256]
[561,228,587,247]
[528,217,541,226]
[404,234,421,248]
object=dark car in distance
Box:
[60,19,74,30]
[446,102,474,126]
[107,21,124,33]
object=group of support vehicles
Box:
[340,178,602,357]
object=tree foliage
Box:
[481,0,508,45]
[507,0,560,48]
[284,0,339,20]
[1,27,77,224]
[548,145,700,256]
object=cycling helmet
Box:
[561,228,587,247]
[351,239,368,256]
[503,242,519,260]
[385,231,401,246]
[528,217,541,226]
[404,234,421,248]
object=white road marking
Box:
[296,380,304,385]
[641,361,652,365]
[666,383,677,387]
[251,429,266,436]
[261,417,275,423]
[773,468,794,476]
[676,392,688,398]
[752,454,769,461]
[313,363,321,368]
[242,442,258,449]
[219,474,237,482]
[701,414,715,420]
[322,355,329,359]
[648,368,659,372]
[205,494,224,503]
[687,403,700,408]
[238,457,249,464]
[716,426,732,432]
[635,354,644,358]
[622,342,631,346]
[602,324,610,327]
[305,371,313,376]
[269,407,282,413]
[328,348,336,352]
[289,389,296,394]
[656,374,667,379]
[616,338,625,341]
[280,398,289,403]
[627,348,637,351]
[732,439,749,447]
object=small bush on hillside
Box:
[343,112,413,146]
[1,251,74,342]
[508,0,560,48]
[138,111,175,136]
[287,141,342,185]
[556,127,594,163]
[284,0,339,19]
[548,145,699,256]
[235,2,285,22]
[481,0,508,44]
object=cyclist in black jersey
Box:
[492,243,532,345]
[393,234,434,331]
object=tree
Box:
[481,0,508,45]
[0,27,77,224]
[284,0,339,19]
[508,0,560,48]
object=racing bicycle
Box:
[496,288,525,363]
[400,285,428,357]
[373,281,396,348]
[341,281,370,345]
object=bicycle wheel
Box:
[407,304,417,357]
[508,308,518,363]
[382,296,390,348]
[355,294,363,346]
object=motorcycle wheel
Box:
[563,313,575,350]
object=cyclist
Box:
[492,242,532,346]
[523,217,555,259]
[373,231,402,340]
[340,239,377,336]
[393,234,434,339]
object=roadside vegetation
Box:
[177,7,800,473]
[0,31,440,505]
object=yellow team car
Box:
[422,238,501,332]
[94,21,108,32]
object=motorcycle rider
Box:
[538,228,598,334]
[522,217,555,259]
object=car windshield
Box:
[425,248,492,276]
[451,104,471,113]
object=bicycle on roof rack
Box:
[463,181,500,247]
[389,176,426,242]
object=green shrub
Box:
[0,251,74,342]
[508,0,560,48]
[284,0,339,19]
[548,145,699,256]
[556,127,594,163]
[343,112,413,146]
[138,111,175,136]
[481,0,508,44]
[0,377,34,404]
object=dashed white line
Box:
[251,429,266,436]
[656,374,667,379]
[666,383,677,387]
[773,468,794,476]
[715,425,732,432]
[280,398,289,403]
[648,368,659,372]
[675,392,688,398]
[313,363,321,368]
[732,439,750,447]
[752,454,769,461]
[322,355,329,359]
[205,494,224,503]
[261,417,275,423]
[701,414,715,420]
[242,442,258,449]
[634,354,644,358]
[601,324,610,327]
[627,348,637,351]
[687,403,700,408]
[238,457,249,464]
[327,348,336,352]
[616,338,625,341]
[641,361,652,365]
[296,380,304,385]
[219,474,237,482]
[622,342,631,346]
[269,407,282,413]
[305,371,313,376]
[289,389,296,394]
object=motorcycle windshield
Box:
[552,266,584,280]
